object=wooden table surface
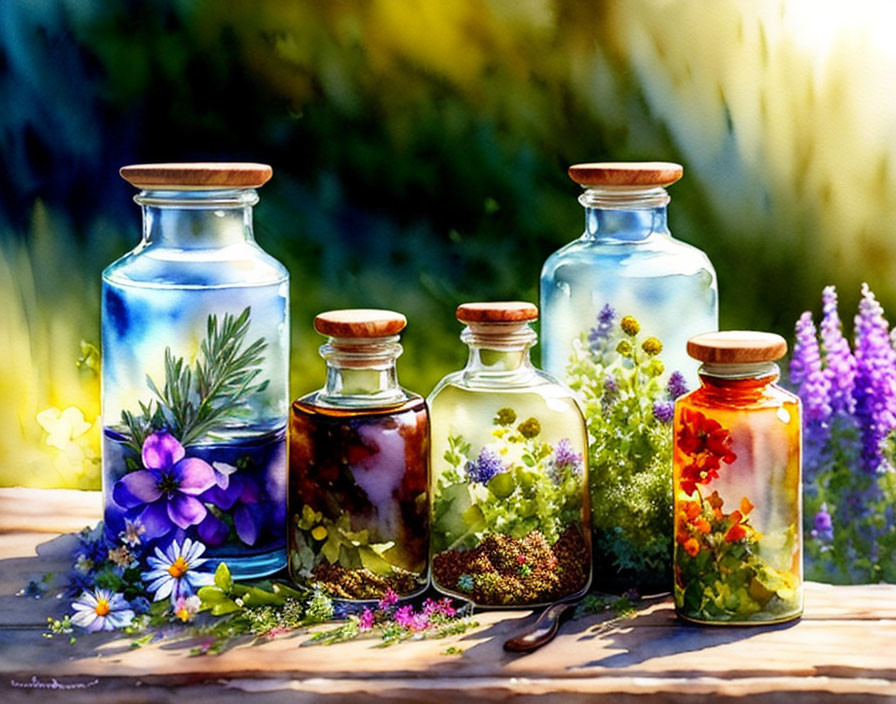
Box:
[0,487,894,703]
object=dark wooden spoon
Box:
[503,598,579,653]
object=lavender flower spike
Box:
[853,283,896,473]
[588,304,616,352]
[820,285,857,415]
[667,371,688,400]
[791,312,832,425]
[465,446,506,485]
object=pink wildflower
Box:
[393,605,429,631]
[358,608,375,632]
[378,589,399,612]
[422,598,457,618]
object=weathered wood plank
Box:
[0,487,894,703]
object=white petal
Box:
[106,610,135,628]
[153,578,175,601]
[71,610,96,628]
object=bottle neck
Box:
[580,185,669,242]
[137,189,258,248]
[460,322,538,386]
[319,336,406,407]
[698,362,780,400]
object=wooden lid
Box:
[456,301,538,323]
[687,331,788,364]
[568,162,683,187]
[314,309,407,338]
[120,163,273,189]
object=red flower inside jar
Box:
[677,408,737,495]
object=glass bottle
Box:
[540,161,718,387]
[288,310,429,602]
[102,163,289,579]
[673,331,803,624]
[429,302,591,607]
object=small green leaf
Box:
[214,562,233,592]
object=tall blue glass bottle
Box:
[540,162,717,387]
[102,163,289,578]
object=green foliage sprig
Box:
[566,310,679,584]
[432,409,584,553]
[120,307,268,454]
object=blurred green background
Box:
[3,0,895,488]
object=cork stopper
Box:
[687,331,788,364]
[120,163,273,190]
[568,162,683,188]
[314,309,407,338]
[456,302,538,324]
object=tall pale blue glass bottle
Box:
[540,162,717,386]
[102,163,289,578]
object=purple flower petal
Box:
[239,477,261,504]
[138,501,175,539]
[212,462,237,490]
[113,470,162,508]
[201,476,242,511]
[197,512,229,547]
[173,458,216,495]
[167,494,207,530]
[234,504,259,546]
[142,431,185,470]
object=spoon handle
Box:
[503,600,576,653]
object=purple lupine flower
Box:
[588,304,616,352]
[667,371,688,400]
[464,446,506,485]
[112,431,216,539]
[812,505,834,542]
[853,283,896,473]
[821,286,857,415]
[791,312,832,424]
[548,438,583,482]
[652,400,674,424]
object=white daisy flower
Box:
[70,588,135,632]
[142,538,214,604]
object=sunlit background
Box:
[3,0,896,489]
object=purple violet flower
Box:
[197,474,264,547]
[667,371,688,400]
[112,431,216,540]
[652,401,674,424]
[821,286,857,415]
[465,446,506,485]
[791,312,832,424]
[588,304,616,352]
[853,283,896,474]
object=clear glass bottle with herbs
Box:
[428,302,591,607]
[288,310,429,602]
[673,332,803,624]
[102,163,289,578]
[541,162,717,387]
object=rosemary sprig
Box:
[119,307,268,454]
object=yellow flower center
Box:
[176,607,191,622]
[168,556,189,578]
[94,598,111,617]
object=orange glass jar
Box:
[673,332,802,624]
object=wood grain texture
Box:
[568,162,683,187]
[455,301,538,323]
[313,309,407,338]
[0,488,894,703]
[687,331,788,363]
[119,163,272,189]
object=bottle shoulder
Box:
[541,235,716,286]
[293,391,427,418]
[427,369,580,404]
[678,382,800,411]
[103,241,289,288]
